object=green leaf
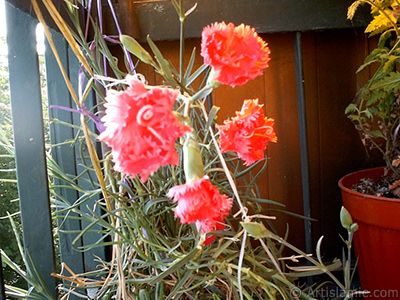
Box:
[120,35,154,65]
[383,55,398,73]
[240,222,271,239]
[148,246,201,284]
[286,259,342,277]
[184,47,197,84]
[345,103,358,114]
[371,72,400,91]
[378,29,395,48]
[366,90,384,106]
[316,236,324,264]
[363,109,373,119]
[146,35,174,81]
[186,64,208,87]
[356,58,378,73]
[171,0,183,19]
[368,130,384,138]
[185,3,198,17]
[348,114,360,122]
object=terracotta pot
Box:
[339,167,400,299]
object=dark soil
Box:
[351,174,400,198]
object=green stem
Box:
[345,231,352,290]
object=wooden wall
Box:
[135,28,380,259]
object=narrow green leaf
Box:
[184,47,197,83]
[240,221,271,239]
[186,64,208,87]
[316,236,324,265]
[286,259,342,277]
[120,34,154,65]
[166,270,193,299]
[146,35,174,81]
[185,3,198,17]
[148,246,201,284]
[171,0,183,18]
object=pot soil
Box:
[339,167,400,300]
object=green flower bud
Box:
[340,206,353,229]
[350,223,359,233]
[183,138,205,182]
[206,68,221,88]
[120,35,154,65]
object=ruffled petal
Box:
[218,99,277,165]
[98,79,192,181]
[201,22,271,87]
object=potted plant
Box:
[340,0,400,296]
[1,0,369,298]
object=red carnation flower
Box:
[201,22,271,87]
[167,175,232,225]
[98,79,192,181]
[217,99,277,165]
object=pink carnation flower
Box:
[201,22,271,87]
[167,176,232,244]
[217,99,277,166]
[98,79,192,181]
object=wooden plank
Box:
[312,29,375,258]
[300,31,322,254]
[5,1,57,297]
[4,0,76,32]
[44,28,85,281]
[133,0,370,41]
[262,32,305,249]
[6,0,370,41]
[68,49,106,273]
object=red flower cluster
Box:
[98,79,192,181]
[217,99,277,165]
[201,22,271,87]
[167,176,232,245]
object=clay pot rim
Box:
[338,167,400,203]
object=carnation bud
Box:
[350,223,359,233]
[340,206,353,229]
[206,68,221,88]
[120,35,154,65]
[183,138,205,182]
